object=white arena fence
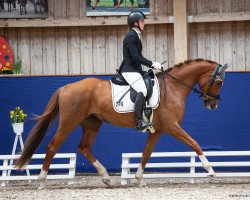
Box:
[121,151,250,185]
[0,153,76,187]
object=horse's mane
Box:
[158,58,218,74]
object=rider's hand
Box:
[151,61,163,70]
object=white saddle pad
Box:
[111,75,160,113]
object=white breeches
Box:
[122,72,147,97]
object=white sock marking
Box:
[93,160,109,179]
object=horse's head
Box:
[197,63,229,110]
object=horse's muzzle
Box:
[204,99,218,110]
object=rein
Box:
[160,64,223,101]
[160,61,168,102]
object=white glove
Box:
[151,61,163,70]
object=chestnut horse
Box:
[15,59,228,188]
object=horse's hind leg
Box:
[38,118,80,189]
[135,131,162,185]
[78,115,111,187]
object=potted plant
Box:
[12,59,22,74]
[10,107,27,135]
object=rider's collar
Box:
[132,27,141,39]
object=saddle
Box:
[111,70,155,103]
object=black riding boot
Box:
[135,92,151,131]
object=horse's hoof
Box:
[135,175,141,182]
[207,172,216,178]
[38,186,45,190]
[38,182,46,190]
[136,178,141,186]
[138,181,146,187]
[135,175,144,187]
[102,178,112,187]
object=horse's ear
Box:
[218,63,229,74]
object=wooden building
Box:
[0,0,249,75]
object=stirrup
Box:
[136,120,152,131]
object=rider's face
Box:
[138,19,145,30]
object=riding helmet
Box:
[127,11,147,27]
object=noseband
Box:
[161,64,224,101]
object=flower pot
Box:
[12,123,24,135]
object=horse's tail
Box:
[15,87,63,169]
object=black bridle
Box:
[160,63,224,102]
[196,64,223,101]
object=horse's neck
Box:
[176,62,214,83]
[166,62,215,97]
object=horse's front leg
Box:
[135,131,162,185]
[168,123,216,177]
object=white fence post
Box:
[121,156,130,185]
[1,159,8,187]
[190,155,195,183]
[68,156,76,185]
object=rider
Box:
[119,11,162,131]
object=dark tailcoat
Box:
[119,29,153,74]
